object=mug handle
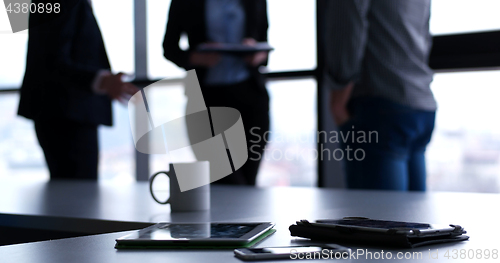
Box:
[149,171,172,205]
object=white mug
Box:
[150,161,210,212]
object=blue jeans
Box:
[340,97,435,191]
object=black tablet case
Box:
[289,220,469,248]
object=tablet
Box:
[197,42,274,54]
[115,222,275,247]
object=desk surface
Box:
[1,179,498,262]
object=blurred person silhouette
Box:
[18,0,138,179]
[163,0,270,185]
[324,0,436,191]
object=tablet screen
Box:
[138,223,261,239]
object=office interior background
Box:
[1,0,500,192]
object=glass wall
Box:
[266,0,316,72]
[147,0,186,79]
[92,0,135,74]
[427,71,500,193]
[92,1,136,183]
[426,0,500,192]
[1,0,500,191]
[430,0,500,35]
[145,0,318,186]
[0,93,135,182]
[0,0,134,90]
[98,102,136,183]
[146,0,317,79]
[0,93,47,181]
[0,2,27,89]
[144,78,318,187]
[257,78,317,187]
[147,82,193,173]
[0,0,136,182]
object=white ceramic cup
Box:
[150,161,210,212]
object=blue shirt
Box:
[324,0,436,111]
[205,0,250,85]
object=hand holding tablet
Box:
[196,42,274,55]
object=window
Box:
[3,0,499,191]
[430,0,500,35]
[0,1,135,89]
[0,1,136,181]
[146,0,317,78]
[257,79,317,187]
[98,102,136,182]
[142,78,318,187]
[146,82,196,173]
[0,3,27,89]
[92,0,135,74]
[147,0,186,80]
[0,93,47,180]
[0,93,135,182]
[143,0,318,186]
[83,0,136,182]
[426,0,500,193]
[267,0,316,72]
[427,71,500,193]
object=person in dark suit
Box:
[18,0,137,179]
[163,0,270,185]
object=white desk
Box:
[1,179,498,262]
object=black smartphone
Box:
[234,244,351,261]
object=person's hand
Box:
[242,38,257,46]
[242,38,268,67]
[99,72,139,103]
[189,52,221,68]
[245,51,268,67]
[329,82,354,126]
[117,82,140,104]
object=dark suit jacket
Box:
[18,0,112,126]
[162,0,269,87]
